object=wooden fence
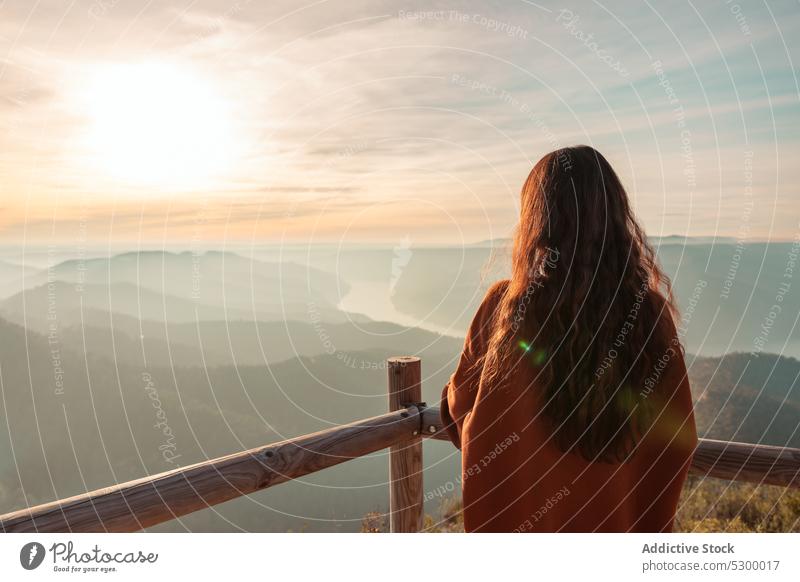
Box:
[2,357,799,533]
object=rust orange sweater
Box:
[440,280,698,532]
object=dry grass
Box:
[363,477,800,532]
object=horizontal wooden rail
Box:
[419,406,800,489]
[688,438,800,488]
[3,400,798,534]
[1,406,421,533]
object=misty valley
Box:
[0,236,798,531]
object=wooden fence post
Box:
[387,356,423,532]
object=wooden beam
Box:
[388,357,424,532]
[419,405,451,441]
[419,406,800,489]
[688,438,800,488]
[0,407,421,533]
[4,400,797,534]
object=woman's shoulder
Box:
[646,287,679,332]
[465,279,510,345]
[475,279,510,319]
[483,278,511,304]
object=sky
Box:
[0,0,798,246]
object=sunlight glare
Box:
[84,62,235,188]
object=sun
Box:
[83,62,235,188]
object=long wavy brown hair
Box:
[480,145,678,463]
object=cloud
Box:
[0,0,798,243]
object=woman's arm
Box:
[636,322,699,531]
[440,280,508,449]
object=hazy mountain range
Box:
[0,237,798,531]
